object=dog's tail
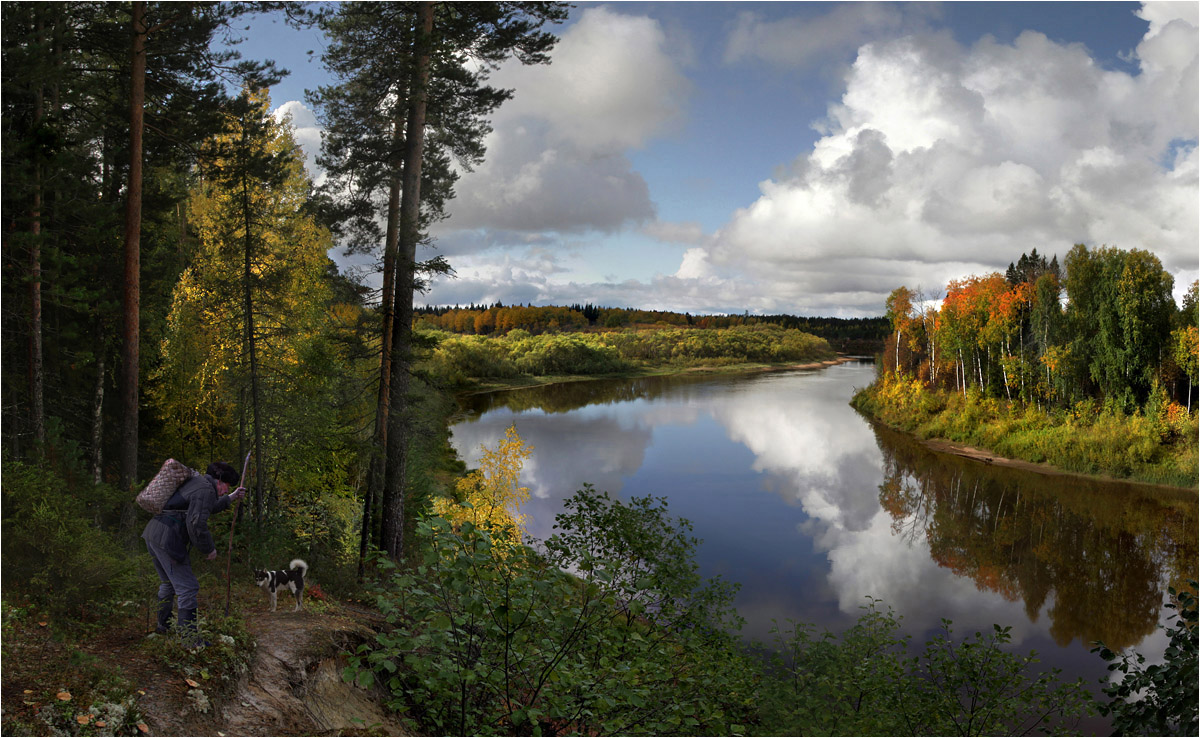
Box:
[290,559,308,575]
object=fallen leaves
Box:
[76,715,91,725]
[56,690,71,701]
[138,722,150,733]
[185,678,200,688]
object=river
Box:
[450,361,1197,721]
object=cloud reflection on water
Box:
[450,408,654,542]
[705,367,1048,643]
[450,363,1192,660]
[451,366,1029,638]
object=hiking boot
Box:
[155,596,174,635]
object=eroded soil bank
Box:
[212,610,406,737]
[2,586,409,738]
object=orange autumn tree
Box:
[938,277,983,394]
[984,277,1030,399]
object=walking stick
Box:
[225,451,251,616]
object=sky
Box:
[232,1,1199,318]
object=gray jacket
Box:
[142,474,234,563]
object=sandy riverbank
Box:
[919,437,1073,477]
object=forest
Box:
[854,247,1199,486]
[2,3,1195,737]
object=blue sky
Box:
[234,1,1198,317]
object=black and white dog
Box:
[254,559,308,612]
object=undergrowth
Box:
[853,374,1199,487]
[1,600,147,737]
[137,608,256,715]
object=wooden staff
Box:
[225,450,251,616]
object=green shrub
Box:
[511,334,629,376]
[428,334,519,385]
[760,600,910,735]
[345,487,757,736]
[1,460,142,621]
[761,606,1093,736]
[1094,582,1198,736]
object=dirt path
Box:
[1,589,410,737]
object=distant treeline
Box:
[415,304,889,352]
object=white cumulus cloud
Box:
[440,6,690,235]
[272,100,323,183]
[686,7,1198,316]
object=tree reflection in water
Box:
[461,372,730,416]
[872,423,1197,651]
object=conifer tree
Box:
[311,1,567,563]
[114,1,279,491]
[3,2,292,489]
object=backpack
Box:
[136,458,199,514]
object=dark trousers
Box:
[146,539,200,610]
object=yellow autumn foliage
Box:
[435,424,533,548]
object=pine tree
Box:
[312,1,567,564]
[114,1,280,490]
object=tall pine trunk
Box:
[240,123,266,523]
[91,347,105,484]
[28,103,44,451]
[381,1,433,562]
[361,111,406,577]
[120,0,147,490]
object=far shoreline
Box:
[456,352,864,397]
[453,356,1196,492]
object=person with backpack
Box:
[143,461,246,642]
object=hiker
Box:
[143,461,246,642]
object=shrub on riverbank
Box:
[762,602,1094,735]
[352,484,1096,736]
[350,489,758,736]
[852,373,1199,487]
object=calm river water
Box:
[450,361,1197,713]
